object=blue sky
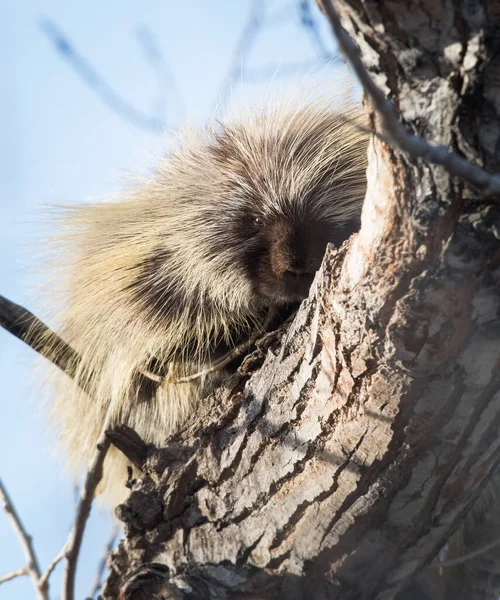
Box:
[0,1,347,598]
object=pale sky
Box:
[0,2,349,598]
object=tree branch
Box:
[0,294,81,380]
[0,479,48,600]
[320,0,500,195]
[38,546,67,593]
[135,24,184,121]
[0,296,115,598]
[298,0,334,61]
[62,420,112,600]
[215,0,266,108]
[40,19,167,132]
[215,0,338,109]
[0,567,27,585]
[87,523,120,599]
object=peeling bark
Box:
[102,2,500,599]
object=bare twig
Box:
[40,19,166,132]
[216,0,339,109]
[137,365,163,383]
[0,567,28,585]
[87,523,120,599]
[0,296,117,598]
[136,311,274,386]
[135,24,169,119]
[322,0,500,195]
[0,294,81,379]
[135,24,184,122]
[38,545,67,592]
[72,483,80,510]
[174,311,274,383]
[173,346,249,383]
[105,425,149,472]
[0,479,48,600]
[265,2,297,27]
[434,535,500,568]
[215,0,266,108]
[62,419,112,600]
[298,0,334,61]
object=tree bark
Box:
[102,2,500,599]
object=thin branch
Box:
[435,535,500,568]
[0,479,48,600]
[72,483,80,511]
[137,365,163,383]
[135,24,184,122]
[62,419,112,600]
[0,567,28,585]
[105,425,149,472]
[87,523,120,599]
[135,24,169,119]
[298,0,335,61]
[216,0,339,109]
[215,0,266,108]
[0,295,117,598]
[174,311,274,383]
[38,545,67,592]
[0,294,81,380]
[322,0,500,195]
[40,19,166,132]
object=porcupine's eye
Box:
[253,216,263,227]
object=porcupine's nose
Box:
[283,266,313,280]
[283,266,315,299]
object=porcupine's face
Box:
[229,202,360,306]
[206,108,367,308]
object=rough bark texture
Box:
[102,2,500,599]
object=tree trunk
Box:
[102,2,500,598]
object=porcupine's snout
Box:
[259,215,327,302]
[282,266,315,299]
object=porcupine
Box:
[40,98,369,506]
